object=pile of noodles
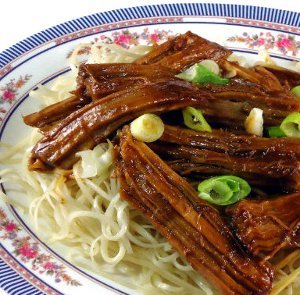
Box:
[0,42,300,295]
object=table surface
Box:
[0,0,299,53]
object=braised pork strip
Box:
[227,193,300,259]
[221,61,284,92]
[135,31,232,72]
[24,32,300,132]
[28,79,213,171]
[196,78,300,127]
[261,64,300,89]
[24,32,231,129]
[150,125,300,192]
[23,64,176,128]
[75,63,177,101]
[116,127,274,295]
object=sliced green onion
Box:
[199,59,220,75]
[291,85,300,98]
[177,63,229,85]
[197,175,251,206]
[280,113,300,138]
[130,114,164,142]
[183,107,212,132]
[267,126,286,138]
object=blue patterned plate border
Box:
[0,258,41,295]
[0,3,299,70]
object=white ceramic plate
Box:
[0,3,299,295]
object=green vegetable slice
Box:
[177,63,229,85]
[267,126,286,138]
[197,175,251,206]
[291,85,300,98]
[183,107,212,132]
[280,113,300,137]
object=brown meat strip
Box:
[116,127,274,295]
[75,63,177,101]
[227,193,300,259]
[23,32,231,128]
[28,79,213,170]
[196,78,300,127]
[150,125,300,192]
[135,31,232,72]
[23,64,176,128]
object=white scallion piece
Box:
[199,59,220,75]
[245,108,264,137]
[130,114,164,142]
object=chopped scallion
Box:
[291,85,300,98]
[130,114,164,142]
[199,59,220,75]
[267,126,286,138]
[197,175,251,206]
[280,113,300,138]
[183,107,212,132]
[177,63,229,85]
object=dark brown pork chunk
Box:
[75,63,177,101]
[262,64,300,90]
[23,64,176,128]
[28,80,213,171]
[116,127,274,295]
[135,31,232,72]
[151,125,300,192]
[227,193,300,259]
[195,78,300,127]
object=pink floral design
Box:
[67,28,173,58]
[149,33,160,43]
[0,208,81,286]
[276,37,293,49]
[2,90,16,101]
[115,33,132,46]
[227,32,300,56]
[44,262,55,270]
[0,75,31,105]
[0,74,31,122]
[19,245,38,259]
[4,222,17,232]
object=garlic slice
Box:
[245,108,264,136]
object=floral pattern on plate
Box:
[0,208,81,286]
[67,28,174,58]
[0,75,31,105]
[0,75,31,122]
[99,28,173,48]
[227,32,300,56]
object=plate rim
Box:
[0,2,300,295]
[0,2,299,72]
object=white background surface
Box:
[0,0,300,53]
[0,1,299,294]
